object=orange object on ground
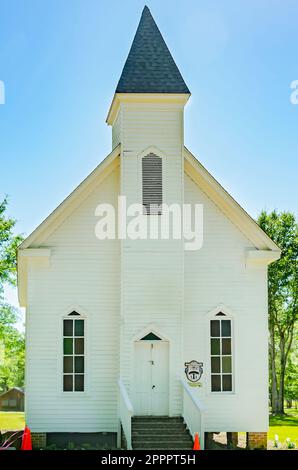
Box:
[21,426,32,450]
[193,432,201,450]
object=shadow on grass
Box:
[270,411,298,428]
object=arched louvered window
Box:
[142,153,162,215]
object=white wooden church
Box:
[18,6,280,450]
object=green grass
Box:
[268,408,298,448]
[0,412,25,431]
[0,409,297,449]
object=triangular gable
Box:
[19,144,120,250]
[18,142,280,307]
[19,143,279,253]
[184,146,280,253]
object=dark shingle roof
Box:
[116,6,190,94]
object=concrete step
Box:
[132,420,184,425]
[131,415,193,450]
[133,429,190,436]
[132,424,187,431]
[132,434,192,442]
[132,416,183,421]
[133,444,193,450]
[132,442,193,449]
[132,420,185,426]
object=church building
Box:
[18,6,280,450]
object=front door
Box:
[134,337,169,415]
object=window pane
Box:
[63,375,73,391]
[63,320,73,336]
[211,338,220,355]
[75,356,84,373]
[222,374,232,391]
[222,356,232,373]
[222,338,231,355]
[75,375,84,392]
[211,356,220,373]
[221,320,231,337]
[211,375,221,392]
[75,320,84,337]
[75,338,84,354]
[210,320,220,337]
[63,338,73,355]
[63,356,73,373]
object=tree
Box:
[0,303,25,391]
[284,329,298,408]
[0,197,24,392]
[258,210,298,414]
[0,197,22,292]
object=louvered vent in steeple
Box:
[142,153,163,215]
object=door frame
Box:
[132,325,171,416]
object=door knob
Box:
[152,385,155,389]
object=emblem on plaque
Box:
[184,360,203,382]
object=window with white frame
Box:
[63,312,85,392]
[210,312,232,392]
[142,153,163,215]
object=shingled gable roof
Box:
[115,6,190,94]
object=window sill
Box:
[58,391,89,398]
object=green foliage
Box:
[258,210,298,322]
[269,408,298,448]
[66,441,76,450]
[0,197,24,393]
[44,443,58,450]
[0,197,23,293]
[258,210,298,414]
[284,342,298,402]
[285,437,296,449]
[0,303,25,392]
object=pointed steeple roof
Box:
[116,6,190,94]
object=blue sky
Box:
[0,0,298,315]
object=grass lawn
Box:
[268,408,298,449]
[0,412,25,431]
[0,409,297,449]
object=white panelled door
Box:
[134,340,169,416]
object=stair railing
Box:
[180,378,205,449]
[118,378,134,450]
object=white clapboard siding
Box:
[112,110,121,150]
[184,173,269,432]
[115,102,184,416]
[25,167,120,433]
[24,94,270,435]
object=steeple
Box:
[115,6,190,94]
